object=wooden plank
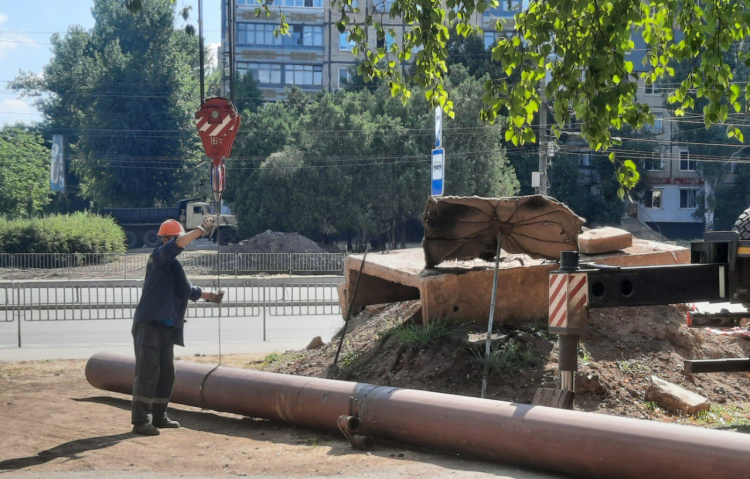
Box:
[684,358,750,373]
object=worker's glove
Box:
[198,215,216,237]
[205,291,224,304]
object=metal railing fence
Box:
[0,277,343,322]
[0,276,344,347]
[0,252,346,279]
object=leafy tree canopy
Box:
[145,0,750,190]
[12,0,203,208]
[0,125,52,219]
[229,69,518,246]
[331,0,750,154]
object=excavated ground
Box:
[1,301,749,478]
[255,301,750,426]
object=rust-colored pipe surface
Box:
[87,352,750,479]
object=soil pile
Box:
[227,230,326,254]
[263,301,750,427]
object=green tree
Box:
[713,165,750,230]
[234,71,264,115]
[332,0,750,154]
[549,151,625,226]
[146,1,750,193]
[669,44,750,229]
[228,71,518,247]
[445,26,500,80]
[228,98,302,235]
[12,0,201,208]
[0,125,52,219]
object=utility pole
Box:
[228,0,235,104]
[538,78,548,196]
[198,0,204,104]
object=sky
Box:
[0,0,222,126]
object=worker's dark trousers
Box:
[131,322,176,425]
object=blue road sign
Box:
[431,148,444,196]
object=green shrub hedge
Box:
[0,213,126,254]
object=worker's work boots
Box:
[153,417,180,429]
[132,422,160,436]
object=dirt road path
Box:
[0,358,560,479]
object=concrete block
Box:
[340,239,690,324]
[578,227,633,254]
[645,376,710,415]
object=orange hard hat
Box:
[157,219,185,237]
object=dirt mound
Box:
[227,230,327,254]
[264,302,750,427]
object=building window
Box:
[484,0,525,17]
[577,152,590,167]
[643,189,662,209]
[284,25,323,47]
[269,0,323,6]
[645,82,658,94]
[242,62,282,85]
[237,23,280,46]
[376,32,396,49]
[284,64,323,86]
[373,0,395,12]
[339,32,355,50]
[680,189,698,209]
[679,151,695,171]
[339,67,351,87]
[643,112,664,134]
[643,152,663,171]
[484,32,496,49]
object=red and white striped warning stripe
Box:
[195,115,236,138]
[568,273,588,313]
[549,273,588,329]
[549,273,567,328]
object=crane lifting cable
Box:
[195,98,241,364]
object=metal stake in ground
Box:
[332,250,370,370]
[481,233,502,399]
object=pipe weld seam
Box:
[199,363,222,410]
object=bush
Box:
[470,340,540,377]
[392,318,460,349]
[0,213,126,254]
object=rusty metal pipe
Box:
[336,415,360,432]
[86,352,750,479]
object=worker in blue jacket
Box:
[131,216,223,436]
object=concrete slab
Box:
[339,239,689,325]
[578,227,633,254]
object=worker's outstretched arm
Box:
[176,215,216,249]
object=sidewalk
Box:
[0,339,309,362]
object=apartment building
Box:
[221,2,708,237]
[628,36,705,240]
[221,0,521,99]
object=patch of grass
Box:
[686,403,750,430]
[392,318,459,349]
[263,352,281,365]
[376,318,404,345]
[471,340,540,377]
[616,358,653,377]
[339,350,360,367]
[579,343,593,365]
[644,401,659,413]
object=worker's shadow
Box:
[72,395,344,442]
[0,432,132,472]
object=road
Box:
[0,311,344,361]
